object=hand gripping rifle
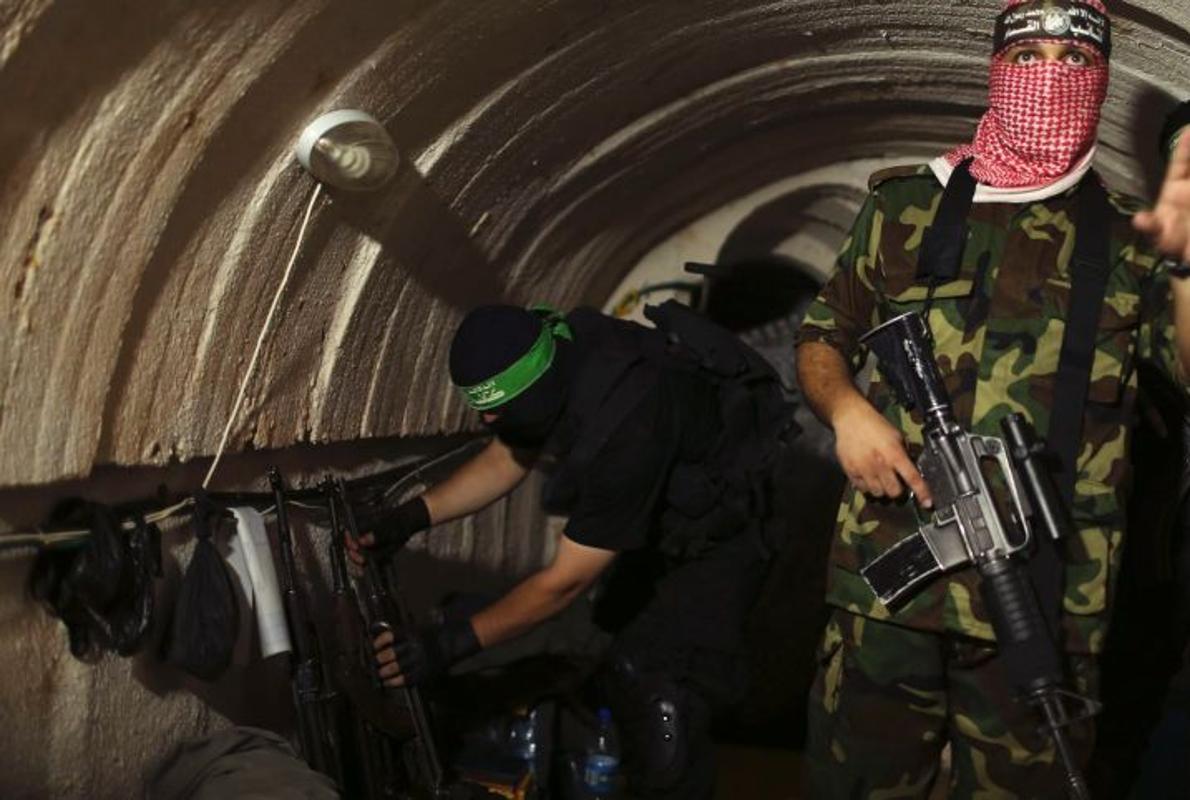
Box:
[320,488,416,744]
[267,468,337,782]
[331,477,448,798]
[323,479,399,800]
[858,312,1099,800]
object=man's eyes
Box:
[1011,49,1092,67]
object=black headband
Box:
[993,1,1112,59]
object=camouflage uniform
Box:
[796,164,1181,796]
[807,608,1098,799]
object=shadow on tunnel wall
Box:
[698,238,846,746]
[328,151,509,310]
[1128,84,1183,202]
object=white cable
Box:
[379,439,484,500]
[0,497,197,549]
[148,497,197,525]
[202,183,324,489]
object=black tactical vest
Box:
[541,302,797,561]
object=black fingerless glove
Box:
[392,618,481,686]
[357,496,431,557]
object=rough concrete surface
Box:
[0,1,1187,797]
[0,0,1184,488]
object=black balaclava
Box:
[449,305,573,449]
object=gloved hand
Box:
[345,496,431,566]
[372,618,481,687]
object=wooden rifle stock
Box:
[332,477,447,795]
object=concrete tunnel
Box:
[1,1,1188,797]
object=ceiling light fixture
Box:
[295,109,399,191]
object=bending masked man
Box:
[349,302,789,799]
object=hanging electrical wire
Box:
[4,112,424,552]
[202,183,324,490]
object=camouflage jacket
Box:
[796,164,1182,654]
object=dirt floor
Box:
[715,745,801,799]
[715,745,951,799]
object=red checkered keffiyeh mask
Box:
[948,58,1109,188]
[946,23,1109,188]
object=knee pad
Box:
[603,655,701,791]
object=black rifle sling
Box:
[915,166,1113,640]
[1033,175,1112,637]
[1050,176,1112,502]
[918,158,978,283]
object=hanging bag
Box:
[164,497,240,681]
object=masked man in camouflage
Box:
[795,1,1190,795]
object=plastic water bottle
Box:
[509,707,538,762]
[582,707,620,797]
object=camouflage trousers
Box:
[806,608,1098,799]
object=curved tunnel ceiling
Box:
[0,0,1187,487]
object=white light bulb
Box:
[295,110,399,191]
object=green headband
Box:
[458,306,573,411]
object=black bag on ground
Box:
[164,498,239,681]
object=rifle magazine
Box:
[861,531,946,611]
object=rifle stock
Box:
[330,477,448,797]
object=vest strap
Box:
[1030,175,1112,639]
[917,158,977,284]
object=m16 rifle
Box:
[859,311,1099,800]
[267,468,338,783]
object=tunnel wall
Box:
[2,0,1186,489]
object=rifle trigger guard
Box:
[909,490,929,528]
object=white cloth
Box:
[228,506,292,658]
[928,146,1097,205]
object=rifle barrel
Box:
[1036,693,1091,800]
[268,468,332,778]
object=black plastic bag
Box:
[29,501,157,659]
[103,514,162,656]
[164,498,240,681]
